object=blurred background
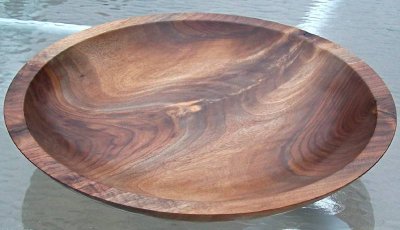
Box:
[0,0,399,229]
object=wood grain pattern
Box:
[4,13,396,219]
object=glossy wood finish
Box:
[4,13,396,219]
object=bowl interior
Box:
[24,20,377,202]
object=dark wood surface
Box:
[4,13,396,219]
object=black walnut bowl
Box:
[4,13,396,219]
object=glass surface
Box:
[0,0,399,229]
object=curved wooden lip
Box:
[3,13,397,219]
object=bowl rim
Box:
[3,12,397,219]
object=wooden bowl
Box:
[4,13,396,219]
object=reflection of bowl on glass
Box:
[5,13,396,218]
